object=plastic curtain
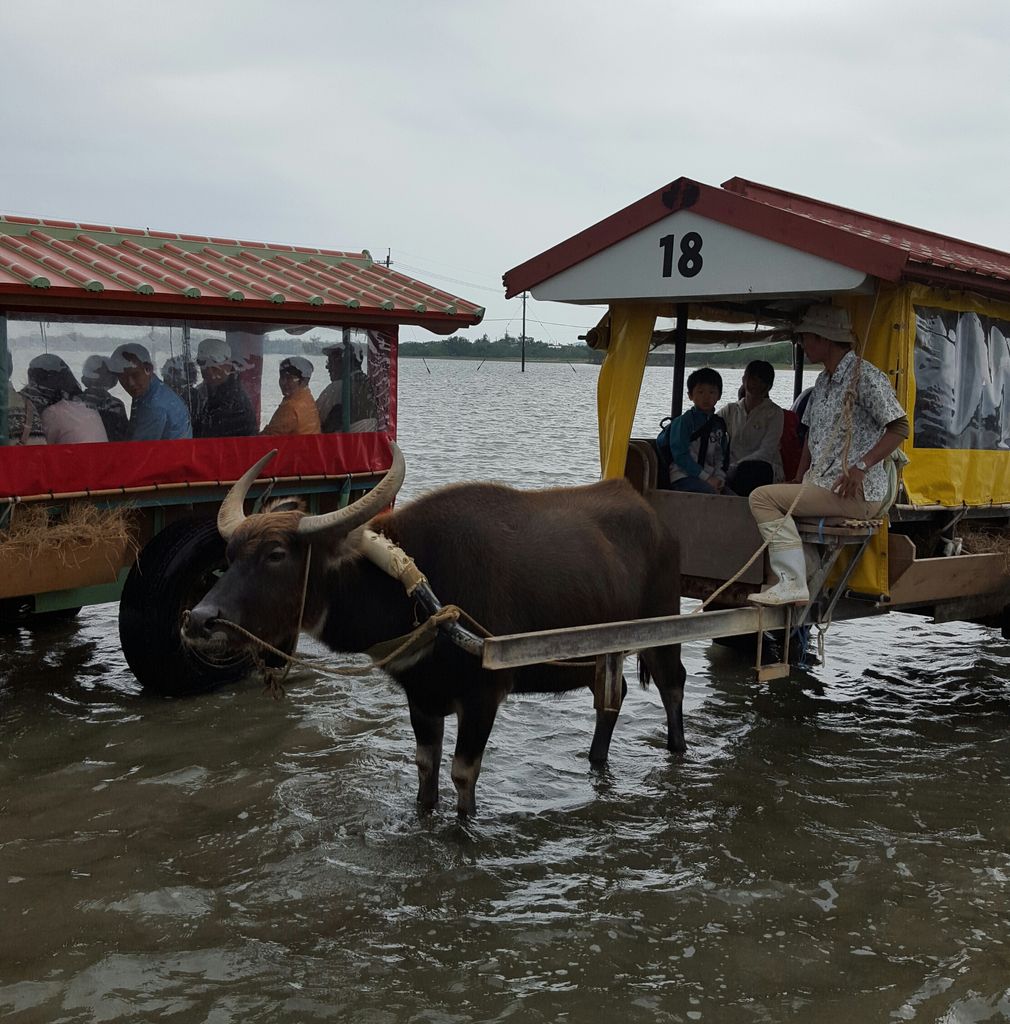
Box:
[597,304,660,479]
[900,284,1010,506]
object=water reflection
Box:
[2,362,1010,1022]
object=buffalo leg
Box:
[451,692,499,817]
[589,654,628,765]
[643,644,687,753]
[408,699,445,811]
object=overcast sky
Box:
[3,1,1009,346]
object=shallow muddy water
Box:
[2,361,1010,1023]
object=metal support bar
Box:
[792,341,805,402]
[482,606,788,671]
[818,535,875,625]
[671,303,688,417]
[793,543,848,628]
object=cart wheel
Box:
[119,517,254,695]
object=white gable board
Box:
[530,209,869,304]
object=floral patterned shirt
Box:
[802,350,905,502]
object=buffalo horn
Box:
[297,442,406,537]
[217,449,279,540]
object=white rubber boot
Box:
[749,516,810,606]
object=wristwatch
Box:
[853,459,868,472]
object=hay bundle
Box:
[958,526,1010,572]
[0,501,137,567]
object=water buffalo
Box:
[185,444,686,815]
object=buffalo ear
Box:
[264,497,306,515]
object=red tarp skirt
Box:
[0,432,394,499]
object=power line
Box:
[391,248,503,278]
[391,261,502,294]
[475,317,598,329]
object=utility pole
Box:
[521,291,527,373]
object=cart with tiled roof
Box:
[490,176,1010,678]
[0,215,483,693]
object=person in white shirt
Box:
[719,360,784,497]
[26,354,108,445]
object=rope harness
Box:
[208,527,597,697]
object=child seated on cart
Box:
[659,367,730,493]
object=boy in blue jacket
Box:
[663,367,730,493]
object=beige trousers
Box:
[748,483,881,526]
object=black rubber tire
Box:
[119,517,254,696]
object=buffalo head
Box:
[183,444,406,660]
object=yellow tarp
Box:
[597,304,660,479]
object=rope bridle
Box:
[202,527,596,697]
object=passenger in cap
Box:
[262,356,321,436]
[26,354,108,445]
[191,336,257,439]
[316,341,378,433]
[82,354,129,442]
[107,342,192,441]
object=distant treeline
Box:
[401,334,794,368]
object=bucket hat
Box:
[794,304,857,345]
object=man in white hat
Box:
[107,342,192,441]
[747,304,909,606]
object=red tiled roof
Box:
[0,215,485,331]
[503,176,1010,301]
[721,177,1010,290]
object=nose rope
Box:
[213,604,470,697]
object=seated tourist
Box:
[191,337,257,438]
[81,354,129,442]
[26,354,108,445]
[661,367,730,493]
[718,360,785,497]
[316,343,377,432]
[262,356,321,436]
[107,342,192,441]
